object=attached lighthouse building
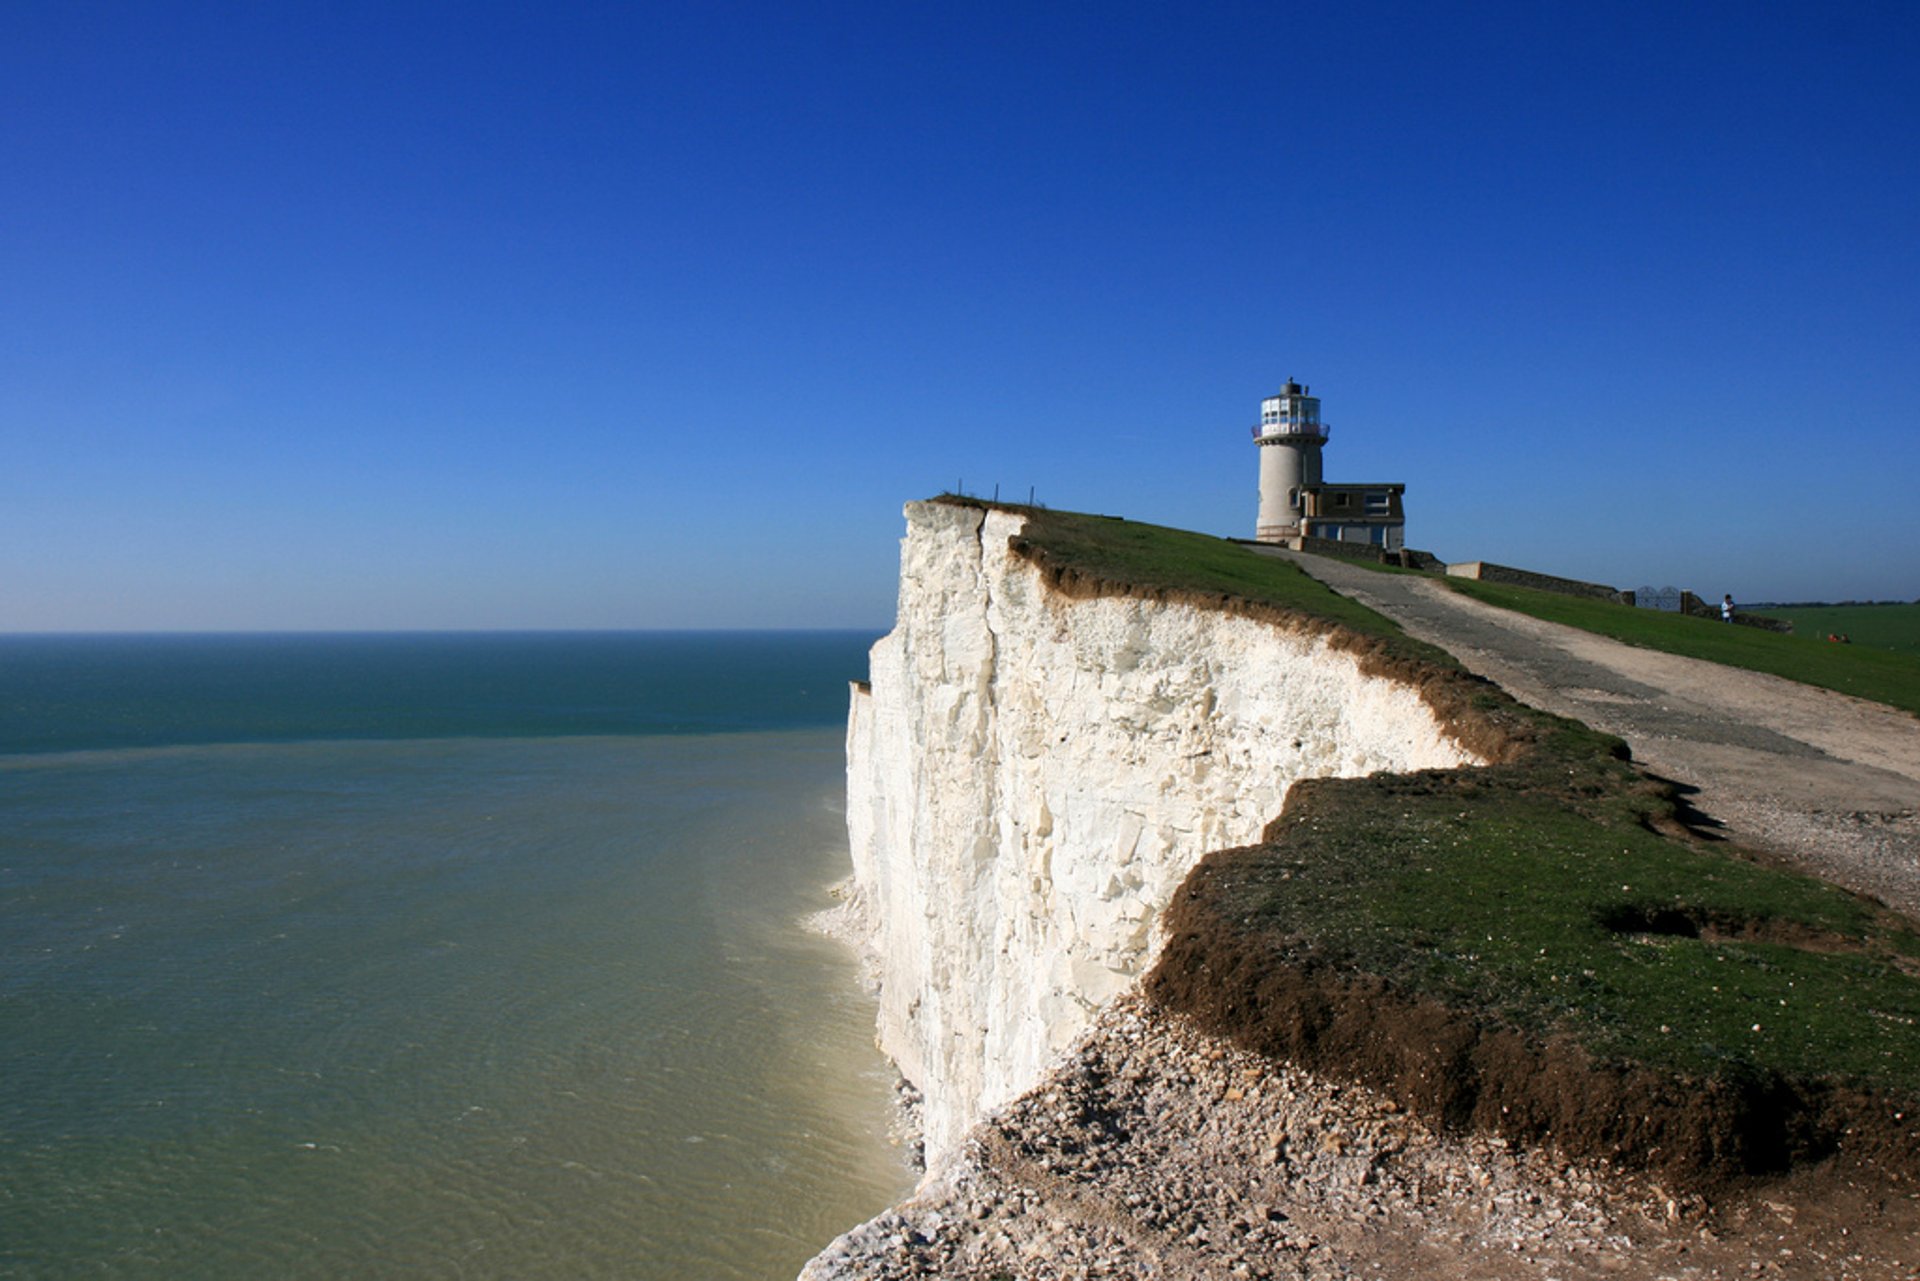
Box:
[1253,379,1405,550]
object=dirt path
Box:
[1262,551,1920,922]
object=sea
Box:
[0,632,913,1280]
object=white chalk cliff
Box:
[841,501,1482,1169]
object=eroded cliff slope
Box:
[843,501,1481,1163]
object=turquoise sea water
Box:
[0,633,911,1279]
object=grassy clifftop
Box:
[944,497,1920,1187]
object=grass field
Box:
[1441,576,1920,716]
[1156,731,1920,1181]
[1749,602,1920,655]
[1227,740,1920,1087]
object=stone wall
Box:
[1446,560,1632,605]
[1679,591,1794,632]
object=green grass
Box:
[1749,603,1920,656]
[1237,741,1920,1091]
[1441,575,1920,716]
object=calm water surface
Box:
[0,633,911,1279]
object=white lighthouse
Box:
[1252,379,1405,549]
[1254,379,1327,542]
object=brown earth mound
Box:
[1146,846,1920,1191]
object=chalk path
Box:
[1263,550,1920,922]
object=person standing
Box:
[1721,594,1736,623]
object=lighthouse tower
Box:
[1253,379,1327,542]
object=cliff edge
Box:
[843,500,1480,1163]
[809,499,1920,1279]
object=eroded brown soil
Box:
[1146,852,1919,1190]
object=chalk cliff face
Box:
[844,502,1479,1164]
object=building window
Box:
[1365,492,1391,515]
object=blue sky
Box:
[4,1,1915,630]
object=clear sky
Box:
[4,1,1916,630]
